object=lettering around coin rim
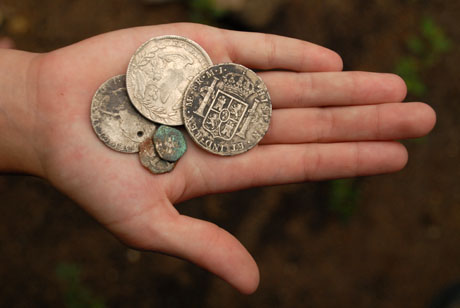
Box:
[126,35,213,126]
[182,63,272,156]
[90,75,157,153]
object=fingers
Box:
[220,30,343,72]
[179,141,408,200]
[131,24,343,71]
[56,23,342,78]
[261,102,436,144]
[260,71,408,108]
[135,210,259,294]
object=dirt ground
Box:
[1,0,459,307]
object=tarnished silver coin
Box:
[91,75,157,153]
[183,63,272,156]
[126,35,213,126]
[139,137,176,174]
[153,125,187,162]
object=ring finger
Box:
[260,102,436,144]
[260,71,408,108]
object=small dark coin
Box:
[183,63,272,156]
[139,137,176,174]
[91,75,156,153]
[153,125,187,162]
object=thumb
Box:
[153,213,260,294]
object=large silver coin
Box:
[91,75,157,153]
[126,35,213,126]
[139,137,176,174]
[183,63,272,156]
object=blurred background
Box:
[0,0,459,307]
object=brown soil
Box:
[1,0,459,307]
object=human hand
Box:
[0,37,14,49]
[4,23,435,293]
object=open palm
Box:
[28,23,435,293]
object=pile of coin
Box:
[91,35,272,174]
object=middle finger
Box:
[260,102,435,144]
[260,71,407,108]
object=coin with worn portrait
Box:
[126,35,213,126]
[183,63,272,156]
[91,75,157,153]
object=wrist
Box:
[0,48,44,176]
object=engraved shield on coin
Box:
[183,63,272,156]
[126,35,213,126]
[91,75,157,153]
[203,90,248,141]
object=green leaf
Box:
[394,56,426,97]
[56,262,106,308]
[421,17,452,54]
[328,179,359,221]
[406,35,425,55]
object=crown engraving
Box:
[222,72,253,98]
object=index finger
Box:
[128,24,343,72]
[220,30,343,72]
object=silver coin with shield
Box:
[183,63,272,156]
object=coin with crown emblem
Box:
[183,63,272,156]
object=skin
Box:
[0,37,14,49]
[0,23,436,294]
